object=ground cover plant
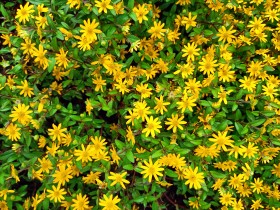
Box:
[1,0,280,209]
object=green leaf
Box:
[47,57,56,73]
[127,34,139,43]
[235,122,243,135]
[250,118,266,127]
[204,29,213,36]
[151,150,162,159]
[127,0,134,10]
[115,140,125,149]
[200,100,212,107]
[210,171,227,179]
[261,110,275,117]
[126,149,134,163]
[123,164,134,170]
[232,103,238,111]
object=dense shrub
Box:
[1,0,280,209]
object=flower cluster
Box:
[1,0,280,209]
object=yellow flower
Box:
[219,192,234,206]
[174,63,194,79]
[142,116,162,138]
[1,34,12,47]
[184,166,204,189]
[20,38,36,55]
[32,45,49,70]
[240,142,259,158]
[239,76,258,93]
[229,173,244,189]
[136,83,152,99]
[56,48,69,69]
[182,12,197,30]
[218,86,233,104]
[0,201,8,210]
[0,189,15,201]
[110,146,121,165]
[15,2,35,24]
[80,19,102,42]
[209,131,234,151]
[95,0,113,14]
[38,156,53,174]
[47,185,66,203]
[90,136,107,153]
[262,83,278,99]
[133,100,151,121]
[17,80,34,97]
[115,80,130,94]
[108,172,130,189]
[154,95,170,115]
[176,94,196,113]
[251,199,264,210]
[140,157,164,182]
[272,163,280,178]
[251,178,264,194]
[198,56,218,75]
[126,126,135,145]
[165,114,187,133]
[35,15,48,29]
[71,193,90,210]
[53,164,73,187]
[217,26,236,43]
[9,103,32,125]
[82,171,101,184]
[182,42,199,62]
[48,123,67,142]
[133,4,149,24]
[74,144,94,163]
[5,123,21,141]
[99,194,120,210]
[148,21,167,39]
[92,76,106,92]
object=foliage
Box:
[1,0,280,209]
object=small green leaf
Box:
[127,0,134,10]
[210,171,227,179]
[235,122,243,135]
[250,118,266,127]
[115,140,125,149]
[126,149,134,163]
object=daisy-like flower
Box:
[95,0,113,14]
[108,172,130,189]
[55,48,69,69]
[148,21,167,39]
[182,42,199,62]
[5,123,21,141]
[154,95,170,115]
[80,19,102,42]
[142,116,162,138]
[209,131,234,151]
[74,144,93,163]
[165,114,187,133]
[133,4,149,24]
[140,157,164,182]
[48,123,67,142]
[17,80,34,98]
[184,166,204,189]
[47,185,66,203]
[99,194,120,210]
[71,193,90,210]
[32,45,49,70]
[15,2,35,24]
[217,26,236,43]
[9,103,32,125]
